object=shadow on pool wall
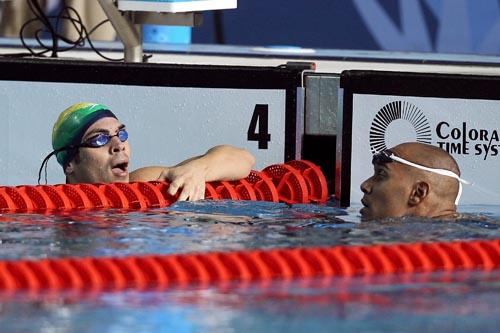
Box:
[302,134,336,195]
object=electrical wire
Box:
[1,0,123,61]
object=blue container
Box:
[143,25,192,44]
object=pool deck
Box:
[2,37,500,75]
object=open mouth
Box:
[361,198,369,208]
[360,198,369,217]
[111,161,129,177]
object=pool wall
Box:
[1,42,500,206]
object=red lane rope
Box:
[262,164,310,204]
[0,160,329,213]
[0,239,498,291]
[285,160,329,203]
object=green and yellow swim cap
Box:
[52,102,116,166]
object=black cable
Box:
[1,0,123,61]
[58,5,124,61]
[28,0,58,57]
[19,17,49,57]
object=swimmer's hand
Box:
[160,163,207,201]
[160,145,254,201]
[129,145,255,201]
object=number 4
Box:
[247,104,271,149]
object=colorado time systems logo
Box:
[369,101,432,153]
[370,101,500,160]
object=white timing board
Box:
[118,0,237,12]
[349,94,500,206]
[0,81,286,185]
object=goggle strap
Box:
[389,155,471,185]
[37,150,58,185]
[389,154,471,206]
[456,182,463,206]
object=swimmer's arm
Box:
[130,145,255,200]
[175,145,256,181]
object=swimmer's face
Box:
[65,117,130,184]
[359,156,413,221]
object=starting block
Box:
[98,0,237,62]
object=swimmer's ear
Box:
[64,153,81,176]
[408,181,429,206]
[64,161,74,176]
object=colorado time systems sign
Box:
[350,95,500,205]
[435,121,499,160]
[368,100,500,161]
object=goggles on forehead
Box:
[38,129,129,185]
[372,150,471,205]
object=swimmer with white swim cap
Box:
[40,102,255,201]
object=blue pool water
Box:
[0,200,499,332]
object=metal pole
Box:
[97,0,143,62]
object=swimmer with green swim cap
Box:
[51,102,120,167]
[40,102,255,201]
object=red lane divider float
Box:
[0,160,329,213]
[285,160,328,203]
[0,239,498,291]
[245,171,279,202]
[262,164,310,204]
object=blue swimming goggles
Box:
[38,129,129,184]
[372,149,471,205]
[80,129,128,148]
